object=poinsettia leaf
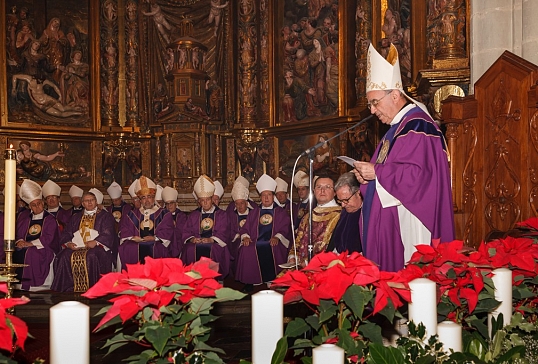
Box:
[270,336,288,364]
[377,299,396,322]
[192,340,226,354]
[305,315,321,331]
[368,342,405,364]
[359,321,383,344]
[342,285,370,319]
[336,329,358,355]
[318,299,338,324]
[145,326,171,356]
[215,287,247,301]
[285,317,309,337]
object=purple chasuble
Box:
[14,211,60,290]
[235,203,291,285]
[168,208,188,258]
[51,209,116,292]
[118,207,174,269]
[180,207,231,277]
[360,106,455,271]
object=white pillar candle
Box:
[408,278,437,339]
[437,321,462,352]
[3,145,16,240]
[252,290,283,364]
[488,268,513,337]
[50,301,89,364]
[313,343,345,363]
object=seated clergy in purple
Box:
[118,176,174,270]
[106,181,132,224]
[162,186,187,258]
[181,175,231,278]
[14,179,60,291]
[235,174,292,288]
[51,191,117,292]
[225,176,258,276]
[43,179,72,230]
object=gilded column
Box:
[154,136,162,180]
[194,132,201,176]
[214,134,222,179]
[101,0,120,127]
[124,0,139,128]
[259,0,269,123]
[163,133,171,178]
[238,0,257,123]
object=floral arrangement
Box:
[265,217,538,363]
[0,279,30,364]
[82,257,246,364]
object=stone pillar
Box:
[470,0,521,88]
[238,0,257,123]
[521,0,538,66]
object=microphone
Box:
[298,114,374,157]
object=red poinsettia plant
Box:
[270,251,410,361]
[0,280,30,362]
[82,257,245,364]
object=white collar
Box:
[48,206,59,213]
[141,205,160,215]
[84,208,98,216]
[316,199,338,208]
[32,211,44,219]
[202,206,216,214]
[390,103,416,126]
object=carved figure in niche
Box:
[104,0,118,22]
[142,0,173,43]
[153,83,170,117]
[324,42,338,108]
[103,151,118,185]
[177,47,186,69]
[208,0,229,36]
[294,49,310,85]
[184,98,209,120]
[207,80,223,120]
[236,145,255,182]
[192,48,200,69]
[126,2,137,21]
[16,141,64,180]
[102,80,118,107]
[18,40,53,80]
[176,148,192,177]
[11,74,85,117]
[60,50,89,109]
[239,0,252,16]
[103,43,117,69]
[39,17,68,84]
[126,150,142,180]
[164,47,174,73]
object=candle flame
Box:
[9,144,13,149]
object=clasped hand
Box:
[193,237,213,244]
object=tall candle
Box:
[408,278,437,339]
[313,344,345,363]
[488,268,512,337]
[252,290,283,364]
[3,145,16,240]
[50,301,89,364]
[437,321,462,352]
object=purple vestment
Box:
[15,211,60,290]
[180,207,231,277]
[168,208,188,258]
[49,207,72,229]
[118,207,174,270]
[51,209,117,292]
[225,203,259,276]
[360,106,455,271]
[235,203,292,284]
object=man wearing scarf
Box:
[117,175,174,269]
[14,179,60,291]
[181,175,231,278]
[51,191,116,292]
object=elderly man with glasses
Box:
[286,174,341,268]
[351,43,454,271]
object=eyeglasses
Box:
[336,189,358,205]
[315,185,334,191]
[367,91,392,110]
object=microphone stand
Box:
[291,114,375,265]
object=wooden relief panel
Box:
[8,137,93,184]
[3,1,96,129]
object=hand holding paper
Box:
[72,229,99,248]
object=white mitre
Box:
[367,43,431,116]
[213,180,224,198]
[256,174,277,194]
[293,170,309,188]
[193,174,215,198]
